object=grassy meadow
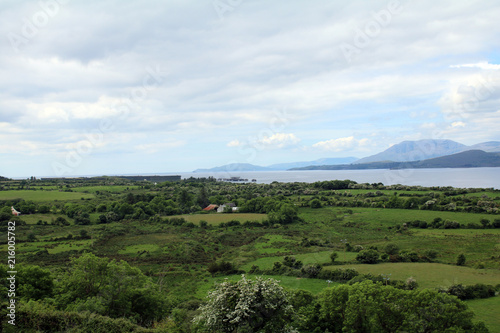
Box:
[1,177,499,331]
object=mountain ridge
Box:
[193,140,500,173]
[355,139,500,164]
[291,150,500,171]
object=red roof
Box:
[203,204,218,211]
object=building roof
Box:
[203,204,218,211]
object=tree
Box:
[457,253,466,266]
[194,275,294,332]
[330,252,339,263]
[384,243,399,255]
[309,199,322,208]
[56,253,167,326]
[355,249,379,264]
[312,281,487,333]
[18,265,54,300]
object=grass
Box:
[169,213,267,225]
[342,207,497,227]
[241,250,358,271]
[48,240,94,254]
[196,274,339,299]
[0,190,94,202]
[253,234,295,254]
[327,262,500,289]
[467,297,500,332]
[16,213,72,225]
[71,185,141,193]
[118,244,161,255]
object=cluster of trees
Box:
[0,253,168,329]
[194,276,489,332]
[401,217,500,230]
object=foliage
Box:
[300,281,488,333]
[194,275,295,332]
[55,253,168,326]
[355,249,379,264]
[457,253,466,266]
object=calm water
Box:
[181,168,500,189]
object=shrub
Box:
[456,254,466,266]
[384,243,399,255]
[355,249,379,264]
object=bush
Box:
[355,249,379,264]
[207,261,237,275]
[456,254,466,266]
[384,243,399,255]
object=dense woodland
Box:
[1,176,499,332]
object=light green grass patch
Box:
[343,207,497,227]
[0,190,94,202]
[241,251,358,271]
[118,244,161,255]
[17,214,71,225]
[197,274,338,299]
[71,185,141,193]
[48,240,94,254]
[466,297,500,332]
[169,213,267,226]
[328,262,500,289]
[253,234,295,254]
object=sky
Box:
[1,0,500,178]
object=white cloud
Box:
[313,136,370,152]
[257,133,301,148]
[450,62,500,70]
[227,139,241,147]
[451,121,465,128]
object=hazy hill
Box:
[468,141,500,152]
[193,157,358,172]
[355,140,500,164]
[413,150,500,168]
[355,139,467,164]
[194,163,271,172]
[268,157,358,170]
[291,150,500,170]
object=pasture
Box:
[328,263,500,289]
[169,213,268,225]
[0,190,94,202]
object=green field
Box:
[2,177,499,332]
[328,262,500,289]
[341,207,497,227]
[196,274,339,299]
[241,250,358,271]
[70,185,141,193]
[169,213,268,225]
[467,297,500,332]
[0,190,94,202]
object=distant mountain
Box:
[355,139,467,164]
[291,150,500,170]
[194,163,272,173]
[268,157,358,170]
[411,150,500,168]
[468,141,500,152]
[193,157,358,173]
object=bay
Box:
[181,167,500,189]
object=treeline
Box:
[194,276,490,333]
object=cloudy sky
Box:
[1,0,500,177]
